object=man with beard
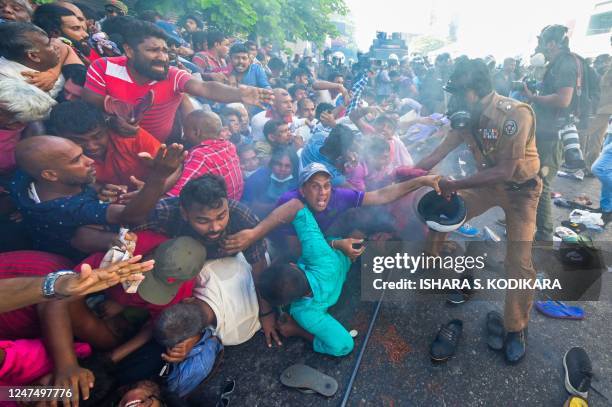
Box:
[10,136,185,259]
[135,174,279,347]
[83,20,272,143]
[415,58,541,364]
[32,4,98,65]
[228,43,270,89]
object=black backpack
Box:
[571,53,601,129]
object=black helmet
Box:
[417,190,467,232]
[537,25,569,52]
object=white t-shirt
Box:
[250,110,302,142]
[250,110,270,142]
[0,57,65,98]
[192,254,261,346]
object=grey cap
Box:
[299,162,332,186]
[138,236,207,305]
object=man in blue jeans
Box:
[591,117,612,224]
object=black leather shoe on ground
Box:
[430,319,463,362]
[563,347,592,399]
[504,328,527,364]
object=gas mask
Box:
[445,81,472,130]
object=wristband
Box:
[42,270,77,298]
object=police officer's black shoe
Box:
[504,328,527,364]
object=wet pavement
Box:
[193,174,612,406]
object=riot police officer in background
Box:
[416,58,542,364]
[522,25,580,241]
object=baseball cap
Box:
[298,162,332,186]
[105,0,128,15]
[138,236,208,305]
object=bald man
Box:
[10,135,185,259]
[250,88,298,141]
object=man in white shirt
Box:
[251,88,301,141]
[192,254,261,346]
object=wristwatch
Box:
[42,270,77,298]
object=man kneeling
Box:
[258,203,360,357]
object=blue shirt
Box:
[155,20,188,47]
[242,167,297,218]
[300,132,345,186]
[236,63,271,89]
[10,171,112,259]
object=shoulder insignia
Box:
[496,99,516,113]
[503,120,518,137]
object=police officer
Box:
[415,58,542,364]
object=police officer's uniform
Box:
[437,92,542,332]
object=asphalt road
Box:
[192,173,611,407]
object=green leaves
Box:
[144,0,346,44]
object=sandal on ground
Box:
[280,364,338,397]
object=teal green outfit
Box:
[289,207,354,357]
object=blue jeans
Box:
[591,132,612,212]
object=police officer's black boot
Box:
[504,328,527,364]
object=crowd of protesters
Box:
[0,0,610,405]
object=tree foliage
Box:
[137,0,347,44]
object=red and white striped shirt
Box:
[85,56,192,142]
[166,139,244,200]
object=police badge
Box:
[503,120,518,137]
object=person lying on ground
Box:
[259,203,360,357]
[153,302,223,398]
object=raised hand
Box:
[151,143,187,179]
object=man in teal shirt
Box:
[258,200,362,356]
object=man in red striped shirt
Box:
[82,20,272,142]
[167,110,243,200]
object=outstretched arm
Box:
[221,199,304,255]
[362,175,441,206]
[184,80,273,107]
[0,256,153,313]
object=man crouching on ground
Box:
[258,201,360,357]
